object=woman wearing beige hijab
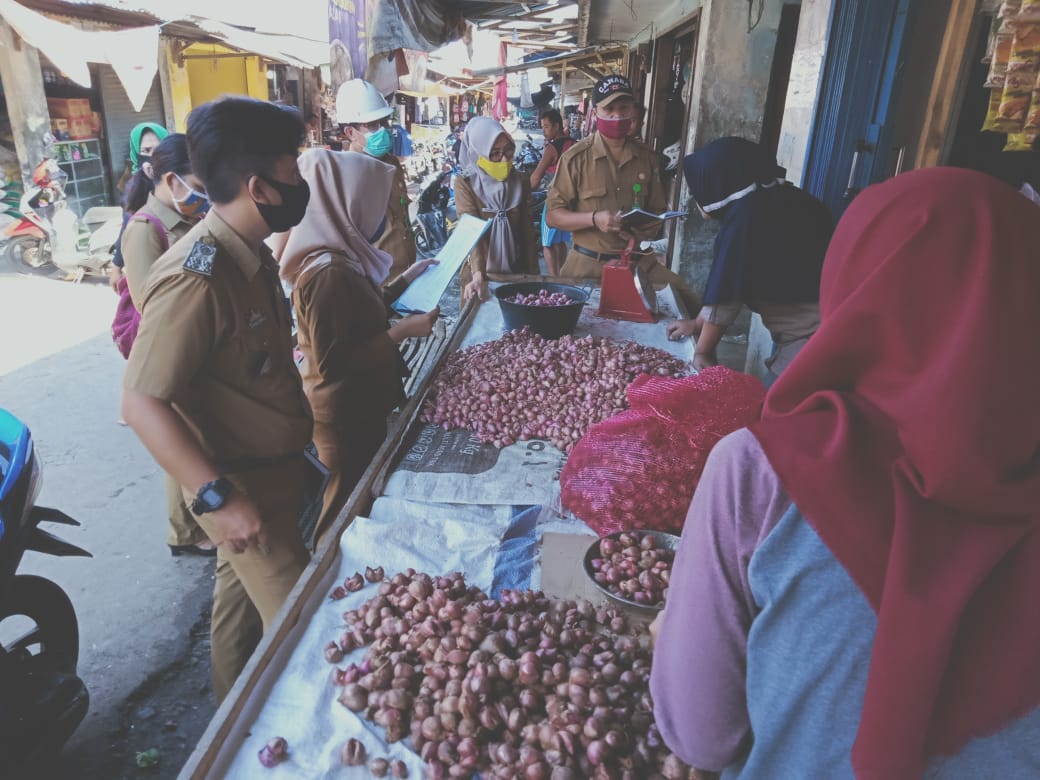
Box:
[277,149,438,546]
[455,117,537,302]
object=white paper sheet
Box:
[392,214,490,314]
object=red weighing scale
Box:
[595,237,658,323]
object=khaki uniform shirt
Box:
[374,155,417,280]
[121,193,194,309]
[546,132,667,253]
[292,255,407,426]
[454,173,537,277]
[124,210,312,463]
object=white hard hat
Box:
[336,79,393,125]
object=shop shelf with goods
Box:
[54,139,111,217]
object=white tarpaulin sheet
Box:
[0,0,159,111]
[217,498,591,779]
[382,285,695,505]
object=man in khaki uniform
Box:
[122,97,314,702]
[337,78,417,279]
[546,75,700,315]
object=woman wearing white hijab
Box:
[455,117,537,302]
[277,149,438,546]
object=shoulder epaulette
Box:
[182,236,217,277]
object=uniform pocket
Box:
[580,185,609,210]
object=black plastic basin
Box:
[494,282,589,339]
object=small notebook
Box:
[392,214,491,314]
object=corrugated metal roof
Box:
[457,0,584,51]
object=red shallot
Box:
[257,736,288,768]
[505,289,574,307]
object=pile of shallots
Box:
[420,330,687,452]
[504,290,575,307]
[327,568,695,779]
[589,533,674,607]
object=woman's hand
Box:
[666,317,702,341]
[108,264,123,293]
[403,258,439,285]
[388,307,440,343]
[694,351,718,372]
[463,271,490,303]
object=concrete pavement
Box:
[0,272,216,778]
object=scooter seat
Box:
[81,206,122,227]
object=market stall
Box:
[181,279,704,779]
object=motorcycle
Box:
[412,169,458,257]
[0,407,91,772]
[514,133,543,176]
[0,159,123,280]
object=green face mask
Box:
[477,156,512,182]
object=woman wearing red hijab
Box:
[650,167,1040,779]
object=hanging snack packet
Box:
[1024,69,1040,130]
[1016,0,1040,23]
[1001,0,1023,18]
[983,88,1006,131]
[984,21,1015,88]
[995,24,1040,132]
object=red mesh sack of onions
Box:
[560,366,765,535]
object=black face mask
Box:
[253,173,311,233]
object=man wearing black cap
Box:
[545,75,700,314]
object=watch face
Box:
[200,486,223,508]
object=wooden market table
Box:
[179,276,692,779]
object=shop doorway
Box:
[644,16,700,262]
[802,0,917,217]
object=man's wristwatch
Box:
[191,477,233,514]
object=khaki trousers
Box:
[560,248,701,317]
[311,417,387,551]
[189,460,310,702]
[166,473,207,547]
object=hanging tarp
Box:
[329,0,370,90]
[0,0,159,111]
[189,19,328,70]
[369,0,466,60]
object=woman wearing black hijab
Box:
[667,138,833,379]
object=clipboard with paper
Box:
[392,214,491,314]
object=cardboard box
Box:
[68,117,94,140]
[89,111,102,134]
[50,118,69,133]
[47,98,91,119]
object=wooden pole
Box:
[560,61,568,110]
